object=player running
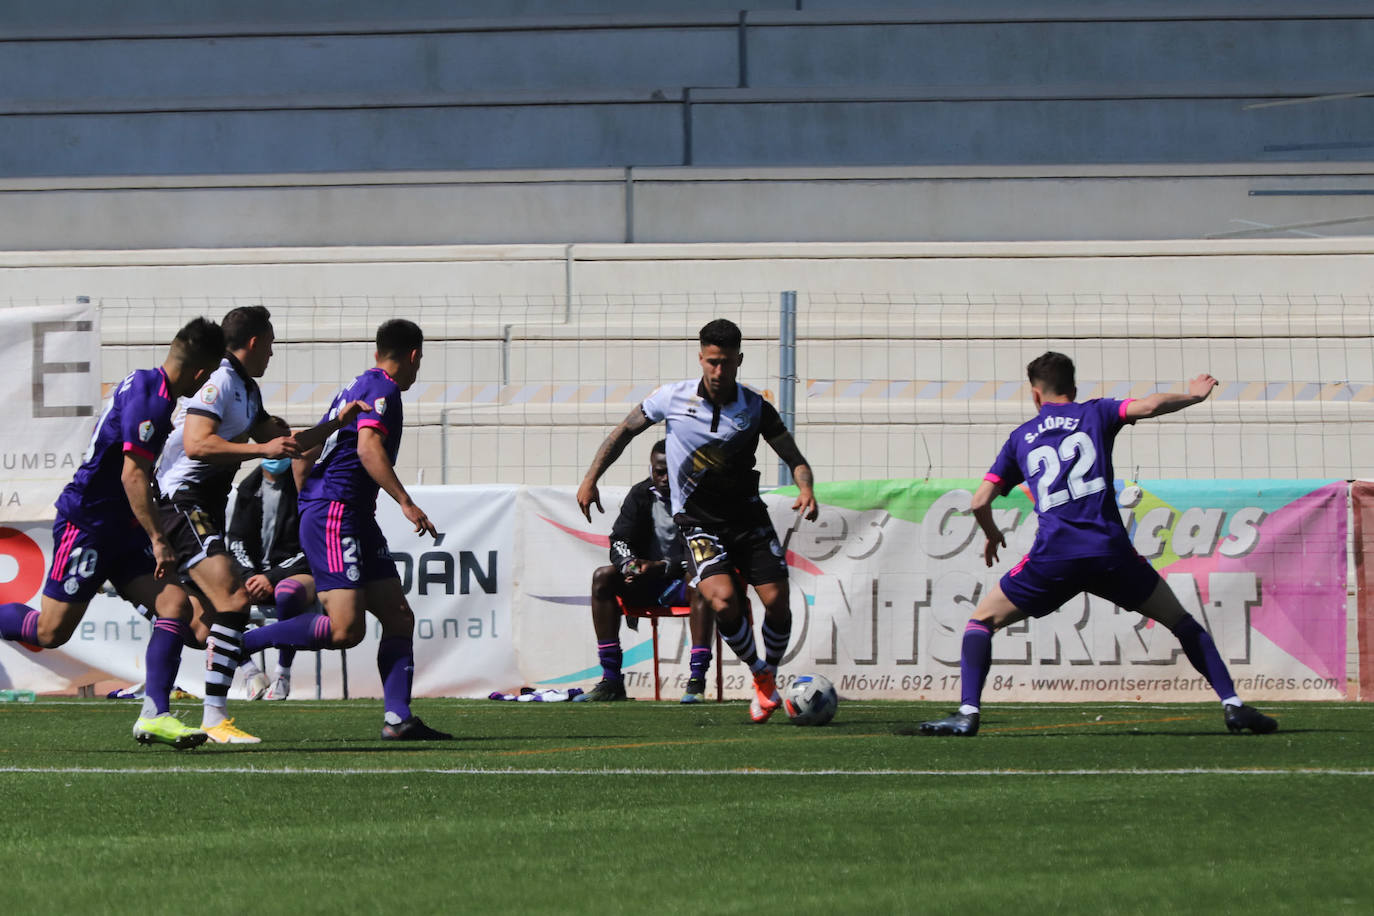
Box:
[156,305,364,743]
[0,318,226,749]
[577,318,819,723]
[240,318,451,740]
[917,352,1278,737]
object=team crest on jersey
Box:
[63,577,80,596]
[373,398,387,416]
[138,420,155,442]
[199,384,219,406]
[731,413,751,431]
[346,565,361,582]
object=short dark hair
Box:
[377,318,424,359]
[699,318,742,351]
[222,305,272,350]
[1027,351,1076,397]
[171,317,226,366]
[650,438,667,456]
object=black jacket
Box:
[227,466,306,586]
[609,478,686,574]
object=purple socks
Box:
[0,602,39,646]
[243,611,332,655]
[960,619,994,710]
[378,636,414,722]
[1170,615,1239,702]
[689,645,712,682]
[597,641,623,682]
[273,579,311,668]
[146,618,187,716]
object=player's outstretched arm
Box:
[1124,373,1219,421]
[121,453,177,579]
[357,426,437,538]
[969,478,1006,568]
[577,405,653,522]
[186,413,300,463]
[766,430,819,521]
[292,448,320,493]
[291,399,371,451]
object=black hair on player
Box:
[376,318,424,359]
[221,305,273,350]
[699,318,742,351]
[172,317,226,366]
[1027,351,1077,398]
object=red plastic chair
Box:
[617,597,725,701]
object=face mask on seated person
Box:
[260,458,293,476]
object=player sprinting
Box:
[240,318,451,740]
[0,318,226,749]
[577,318,819,723]
[918,352,1278,737]
[156,305,363,744]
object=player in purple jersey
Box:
[917,352,1277,737]
[157,306,367,744]
[241,319,451,740]
[0,318,226,749]
[577,318,819,723]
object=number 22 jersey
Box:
[984,398,1135,559]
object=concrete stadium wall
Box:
[3,2,1371,245]
[5,11,1371,177]
[3,239,1371,486]
[4,163,1374,250]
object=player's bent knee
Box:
[591,565,619,596]
[35,621,75,649]
[334,631,365,650]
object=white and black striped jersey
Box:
[156,354,267,511]
[639,379,787,519]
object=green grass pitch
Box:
[1,698,1371,915]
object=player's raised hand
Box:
[983,530,1006,568]
[403,500,438,538]
[1189,373,1219,401]
[262,435,303,459]
[335,399,373,425]
[576,479,603,522]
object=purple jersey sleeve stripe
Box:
[1118,398,1135,419]
[984,472,1003,485]
[358,417,389,437]
[124,441,155,461]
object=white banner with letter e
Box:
[0,303,101,522]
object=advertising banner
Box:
[0,303,100,522]
[0,486,519,700]
[0,479,1352,702]
[519,479,1350,701]
[1351,481,1374,701]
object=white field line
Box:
[1,766,1371,777]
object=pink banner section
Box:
[1353,482,1374,701]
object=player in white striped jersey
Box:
[577,318,819,723]
[155,305,363,743]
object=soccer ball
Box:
[782,674,838,726]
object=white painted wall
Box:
[4,239,1370,484]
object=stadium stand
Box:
[0,1,1371,246]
